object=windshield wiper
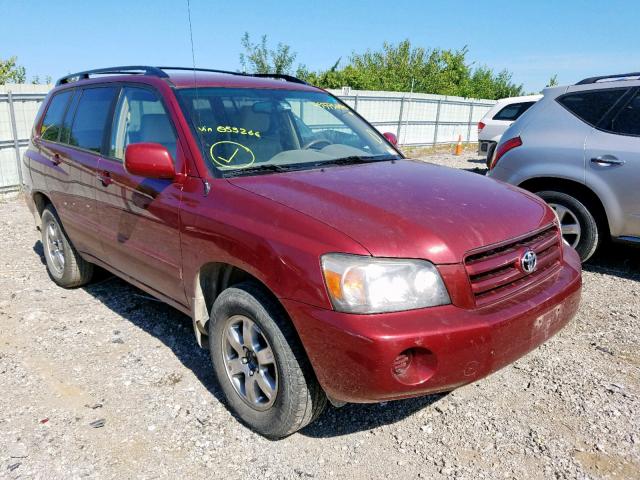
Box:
[312,154,399,168]
[223,164,294,177]
[224,155,400,177]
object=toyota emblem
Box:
[520,250,537,274]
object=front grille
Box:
[464,225,562,307]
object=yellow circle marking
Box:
[210,141,255,169]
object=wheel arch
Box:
[190,261,290,349]
[32,190,53,228]
[518,177,610,237]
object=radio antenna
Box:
[185,0,203,135]
[186,0,197,82]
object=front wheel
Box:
[536,190,600,262]
[208,282,326,438]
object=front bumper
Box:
[284,245,581,403]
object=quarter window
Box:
[607,92,640,136]
[109,87,177,161]
[69,87,118,153]
[40,90,73,142]
[558,89,626,126]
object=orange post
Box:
[454,134,463,156]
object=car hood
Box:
[228,159,554,264]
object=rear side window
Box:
[69,87,118,153]
[492,102,536,121]
[558,89,626,126]
[109,87,177,161]
[40,91,73,141]
[607,92,640,136]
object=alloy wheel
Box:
[221,315,278,411]
[45,221,65,275]
[548,202,581,248]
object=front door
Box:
[586,89,640,238]
[95,86,186,304]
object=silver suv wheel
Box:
[548,202,581,248]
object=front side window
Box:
[40,90,73,142]
[607,92,640,136]
[69,87,118,153]
[558,88,627,126]
[492,101,536,121]
[177,88,399,175]
[109,87,177,161]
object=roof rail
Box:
[56,65,308,86]
[251,73,308,85]
[157,66,242,76]
[576,72,640,85]
[159,67,308,85]
[56,66,169,86]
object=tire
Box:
[208,282,327,439]
[41,205,94,287]
[486,143,496,168]
[535,190,600,262]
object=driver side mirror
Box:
[125,143,175,179]
[383,132,398,146]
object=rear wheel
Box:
[41,205,94,287]
[535,190,600,262]
[208,282,326,438]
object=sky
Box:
[2,0,639,93]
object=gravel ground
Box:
[1,154,639,479]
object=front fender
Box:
[179,177,370,310]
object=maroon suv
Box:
[23,66,582,438]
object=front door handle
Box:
[97,170,113,186]
[590,155,625,166]
[52,153,62,166]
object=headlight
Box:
[321,254,451,314]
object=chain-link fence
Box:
[0,84,496,194]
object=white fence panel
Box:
[0,84,51,193]
[329,89,495,146]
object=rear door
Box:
[95,85,186,304]
[41,86,119,258]
[585,88,640,238]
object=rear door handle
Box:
[97,170,113,186]
[590,155,625,166]
[52,153,62,166]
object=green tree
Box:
[31,75,52,85]
[0,56,26,84]
[546,74,559,87]
[239,33,297,75]
[238,37,523,99]
[308,40,523,99]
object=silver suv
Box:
[488,72,640,261]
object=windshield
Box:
[176,88,401,175]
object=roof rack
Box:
[576,72,640,85]
[56,66,169,86]
[56,65,308,86]
[158,67,308,85]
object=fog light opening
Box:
[393,352,412,375]
[392,347,437,386]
